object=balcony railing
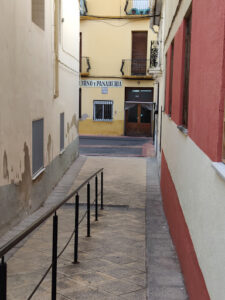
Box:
[80,0,88,16]
[149,40,161,72]
[0,169,104,300]
[120,59,151,77]
[80,57,91,76]
[124,0,150,15]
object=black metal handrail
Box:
[121,59,150,76]
[124,0,150,15]
[80,56,91,74]
[0,168,104,300]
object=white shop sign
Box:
[81,80,122,88]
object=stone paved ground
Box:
[2,156,188,299]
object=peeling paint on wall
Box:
[67,114,79,134]
[18,143,32,211]
[71,114,79,128]
[3,151,9,181]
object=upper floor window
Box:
[125,0,150,15]
[93,101,113,121]
[182,11,192,128]
[32,0,45,30]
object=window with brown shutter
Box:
[169,40,174,116]
[32,0,45,30]
[182,11,192,128]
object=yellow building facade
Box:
[80,0,160,136]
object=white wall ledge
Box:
[212,162,225,181]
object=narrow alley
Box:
[1,0,225,299]
[1,147,187,299]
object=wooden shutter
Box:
[182,12,192,127]
[132,32,148,75]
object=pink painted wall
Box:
[171,21,186,125]
[188,0,225,161]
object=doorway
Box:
[125,88,153,137]
[125,104,151,136]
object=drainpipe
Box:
[150,0,162,33]
[54,0,59,98]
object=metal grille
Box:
[150,41,160,69]
[60,113,64,151]
[32,119,44,176]
[93,101,113,121]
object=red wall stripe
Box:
[188,0,225,161]
[161,151,210,300]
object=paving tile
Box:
[148,286,188,300]
[120,288,146,300]
[96,278,143,296]
[3,155,187,300]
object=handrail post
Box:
[0,256,7,300]
[73,194,79,263]
[95,176,98,221]
[51,212,58,300]
[87,183,91,237]
[101,172,104,210]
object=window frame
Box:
[93,100,113,122]
[169,40,174,116]
[60,113,65,152]
[182,10,192,128]
[32,118,44,178]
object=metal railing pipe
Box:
[101,172,104,210]
[0,257,7,300]
[0,168,103,258]
[73,194,79,264]
[95,176,98,221]
[51,213,58,300]
[87,183,91,237]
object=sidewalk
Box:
[2,155,187,299]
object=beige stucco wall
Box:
[80,0,157,136]
[81,19,155,77]
[85,0,127,16]
[0,0,80,233]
